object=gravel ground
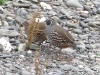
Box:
[0,0,100,75]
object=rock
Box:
[13,2,30,8]
[52,2,60,6]
[79,21,89,28]
[60,7,71,19]
[77,43,86,53]
[3,10,13,16]
[31,0,38,3]
[72,16,84,20]
[47,69,65,75]
[58,0,65,6]
[6,17,14,22]
[80,13,89,18]
[40,2,52,10]
[29,44,40,50]
[91,65,100,71]
[61,64,74,71]
[0,14,6,20]
[6,30,19,37]
[83,18,95,23]
[46,62,57,68]
[61,48,75,54]
[15,16,26,24]
[83,5,91,11]
[78,65,84,69]
[88,21,100,27]
[2,21,9,26]
[42,0,51,2]
[0,7,3,13]
[19,8,28,16]
[66,21,78,28]
[18,43,26,51]
[0,37,13,52]
[6,72,13,75]
[73,29,82,34]
[20,70,31,75]
[84,67,94,74]
[48,10,57,15]
[4,63,12,67]
[52,16,61,23]
[31,4,39,9]
[66,0,83,8]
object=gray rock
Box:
[66,21,78,28]
[83,5,91,11]
[0,14,6,20]
[72,16,84,20]
[41,0,50,2]
[15,16,26,24]
[83,18,95,23]
[32,0,38,3]
[0,29,19,37]
[88,21,100,27]
[4,63,12,67]
[60,7,71,19]
[0,7,3,13]
[6,72,13,75]
[52,2,60,6]
[61,64,75,71]
[13,2,30,7]
[20,70,31,75]
[3,10,14,16]
[6,17,14,22]
[52,16,62,23]
[85,44,93,49]
[46,69,65,75]
[20,8,28,16]
[79,21,89,28]
[48,10,57,15]
[80,13,89,18]
[18,43,26,51]
[29,44,40,50]
[73,29,82,34]
[31,4,39,9]
[83,28,90,33]
[77,43,86,53]
[2,21,9,26]
[91,65,100,71]
[61,48,75,54]
[84,67,94,74]
[0,21,2,26]
[66,0,83,8]
[58,0,65,6]
[46,62,57,68]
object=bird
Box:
[22,21,47,45]
[45,18,79,51]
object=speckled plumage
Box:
[45,18,79,50]
[23,21,47,45]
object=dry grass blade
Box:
[34,50,40,75]
[26,11,40,49]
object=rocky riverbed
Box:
[0,0,100,75]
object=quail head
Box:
[45,18,79,51]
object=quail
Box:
[45,18,79,51]
[23,21,47,45]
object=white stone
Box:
[18,43,26,51]
[0,37,13,52]
[40,2,52,10]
